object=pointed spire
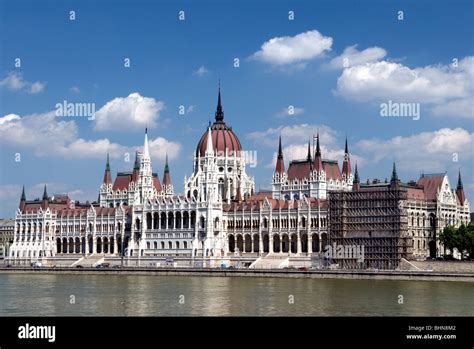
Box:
[354,164,360,183]
[352,164,360,191]
[307,140,312,162]
[456,171,466,205]
[275,135,285,174]
[42,184,48,200]
[391,162,398,182]
[19,185,26,211]
[133,151,140,170]
[315,132,321,157]
[215,85,224,123]
[163,154,171,187]
[164,154,169,173]
[313,133,323,172]
[103,154,112,184]
[143,128,150,160]
[457,171,463,189]
[205,127,214,156]
[342,136,351,177]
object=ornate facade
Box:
[7,89,471,267]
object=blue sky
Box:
[0,0,473,217]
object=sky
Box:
[0,0,473,217]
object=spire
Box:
[391,162,398,182]
[215,85,224,123]
[307,140,312,162]
[42,184,48,200]
[354,164,360,183]
[103,154,112,185]
[275,135,285,174]
[456,171,466,205]
[313,133,323,172]
[19,185,26,211]
[132,151,140,182]
[143,128,150,160]
[235,184,242,202]
[342,136,351,177]
[133,151,140,170]
[205,127,214,156]
[41,184,49,210]
[163,154,171,187]
[352,164,360,190]
[457,171,463,189]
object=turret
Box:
[19,185,26,212]
[353,164,360,191]
[313,133,323,172]
[102,153,112,185]
[41,184,49,209]
[275,136,285,174]
[390,162,400,189]
[456,171,466,205]
[342,137,351,177]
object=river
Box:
[0,274,473,316]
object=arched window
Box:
[176,241,180,249]
[168,241,172,249]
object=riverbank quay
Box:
[1,266,473,282]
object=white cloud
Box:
[328,45,387,70]
[431,98,473,118]
[70,86,81,94]
[276,106,304,118]
[336,57,474,116]
[0,72,45,94]
[193,66,209,77]
[93,92,165,131]
[357,128,473,172]
[247,123,337,148]
[0,110,181,161]
[250,30,333,66]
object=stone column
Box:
[269,234,274,253]
[319,234,322,253]
[297,234,302,255]
[259,233,264,254]
[308,234,313,254]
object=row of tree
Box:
[438,224,474,260]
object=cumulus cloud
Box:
[0,110,181,161]
[276,106,304,118]
[93,92,165,131]
[0,72,45,94]
[336,56,474,118]
[357,128,473,172]
[193,66,209,77]
[328,45,387,69]
[431,98,473,118]
[250,30,333,66]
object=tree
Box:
[438,226,456,256]
[454,224,469,260]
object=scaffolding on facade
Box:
[328,187,412,269]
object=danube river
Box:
[0,274,473,316]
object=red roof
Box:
[287,160,312,180]
[323,161,342,181]
[407,187,426,201]
[113,174,132,191]
[196,122,242,157]
[417,175,444,201]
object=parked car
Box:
[298,267,309,272]
[75,265,84,268]
[31,262,42,268]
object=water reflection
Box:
[0,274,473,316]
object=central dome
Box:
[196,89,242,157]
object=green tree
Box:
[438,226,456,256]
[454,224,469,260]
